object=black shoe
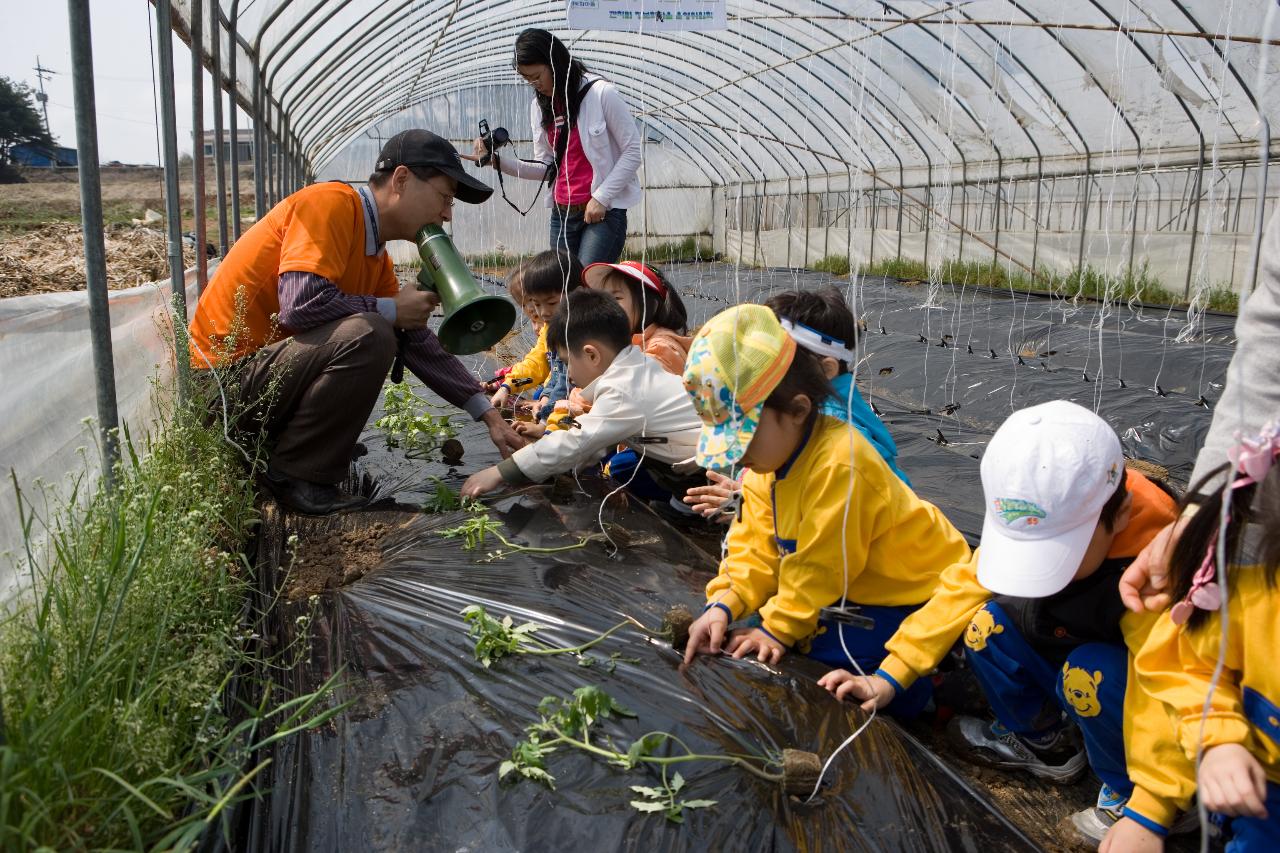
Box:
[264,469,367,515]
[946,716,1087,783]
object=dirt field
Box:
[0,164,256,298]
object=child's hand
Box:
[682,606,730,665]
[461,466,506,499]
[817,669,896,712]
[490,385,511,407]
[1099,817,1165,853]
[726,628,786,665]
[1199,743,1269,818]
[514,421,547,439]
[683,470,740,519]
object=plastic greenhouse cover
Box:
[0,273,200,600]
[230,264,1231,850]
[182,1,1276,183]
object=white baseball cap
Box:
[977,400,1125,598]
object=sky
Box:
[0,2,251,165]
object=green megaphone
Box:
[414,224,516,355]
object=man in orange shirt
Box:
[190,130,524,514]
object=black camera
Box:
[477,119,510,167]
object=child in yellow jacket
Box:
[490,250,582,430]
[823,401,1197,845]
[680,304,976,717]
[1118,424,1280,853]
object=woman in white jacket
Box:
[468,28,642,265]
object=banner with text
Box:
[567,0,727,32]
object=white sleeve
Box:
[510,385,645,483]
[498,100,555,180]
[589,84,642,210]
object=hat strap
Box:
[779,317,854,362]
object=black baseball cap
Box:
[374,129,493,205]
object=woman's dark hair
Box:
[546,289,632,356]
[514,29,589,163]
[762,346,833,434]
[522,249,584,297]
[764,287,858,374]
[1167,463,1280,631]
[606,267,688,335]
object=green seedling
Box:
[439,511,598,561]
[422,476,483,514]
[375,382,458,458]
[461,604,651,668]
[630,771,717,824]
[498,686,815,821]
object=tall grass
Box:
[811,255,1240,313]
[0,368,342,848]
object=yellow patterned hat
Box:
[682,304,797,470]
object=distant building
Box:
[200,129,254,162]
[11,143,77,168]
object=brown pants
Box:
[235,313,396,483]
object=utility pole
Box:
[33,56,55,138]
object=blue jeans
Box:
[1226,782,1280,851]
[964,600,1131,796]
[801,603,934,718]
[549,206,627,264]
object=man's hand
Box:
[1099,817,1165,853]
[816,670,897,713]
[584,198,608,224]
[462,465,506,499]
[683,470,739,520]
[726,628,787,665]
[683,606,730,665]
[1199,743,1269,818]
[481,408,526,458]
[393,287,439,330]
[1119,515,1191,613]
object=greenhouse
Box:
[0,1,1276,850]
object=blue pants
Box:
[602,447,670,502]
[549,206,628,265]
[1226,782,1280,851]
[964,600,1130,796]
[802,603,933,718]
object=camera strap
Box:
[494,78,599,218]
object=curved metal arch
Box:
[308,63,802,186]
[303,33,870,179]
[298,26,849,179]
[304,68,763,186]
[305,15,952,181]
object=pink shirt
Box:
[551,122,595,206]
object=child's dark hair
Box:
[523,249,584,297]
[1168,463,1280,631]
[764,287,858,373]
[1098,472,1131,533]
[546,289,631,356]
[763,346,834,432]
[606,266,688,335]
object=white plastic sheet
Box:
[0,271,199,600]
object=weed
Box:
[0,364,341,848]
[854,256,1238,312]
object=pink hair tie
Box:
[1170,421,1280,625]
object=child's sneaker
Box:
[1066,783,1126,844]
[946,716,1087,782]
